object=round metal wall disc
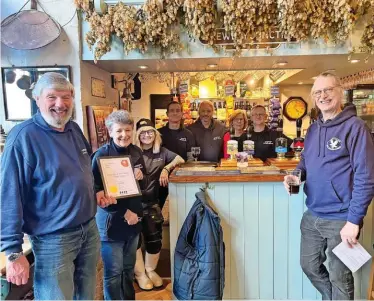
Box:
[1,10,61,50]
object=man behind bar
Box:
[283,71,374,300]
[188,100,226,162]
[0,73,99,299]
[158,101,195,208]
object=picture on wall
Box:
[86,105,115,152]
[1,66,71,121]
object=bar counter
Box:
[168,162,374,300]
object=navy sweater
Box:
[298,106,374,224]
[1,112,96,254]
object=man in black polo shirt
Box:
[249,105,293,160]
[188,100,227,162]
[158,101,195,161]
[158,101,195,208]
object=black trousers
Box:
[137,203,164,254]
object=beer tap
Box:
[292,118,305,160]
[275,117,287,160]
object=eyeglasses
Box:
[312,86,338,99]
[140,130,154,137]
[251,113,266,117]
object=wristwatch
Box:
[7,252,23,262]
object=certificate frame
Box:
[97,156,141,199]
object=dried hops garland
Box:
[74,0,91,12]
[360,15,374,54]
[142,0,183,56]
[112,3,147,54]
[183,0,217,45]
[85,9,114,62]
[76,0,374,60]
[221,0,278,52]
[277,0,310,41]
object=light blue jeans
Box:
[29,218,100,300]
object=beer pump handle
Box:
[296,118,302,138]
[247,121,253,139]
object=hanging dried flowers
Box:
[183,0,217,46]
[277,0,310,41]
[74,0,92,12]
[360,16,374,54]
[85,7,114,62]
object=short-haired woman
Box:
[223,109,248,158]
[92,110,145,300]
[134,118,184,291]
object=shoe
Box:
[145,252,163,288]
[134,249,153,291]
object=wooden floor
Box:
[135,279,172,300]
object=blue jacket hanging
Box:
[173,190,225,300]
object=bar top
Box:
[169,158,299,183]
[169,171,286,183]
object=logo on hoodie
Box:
[327,137,342,151]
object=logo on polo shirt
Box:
[327,137,342,150]
[263,141,273,145]
[213,136,221,140]
[82,149,88,155]
[179,137,187,142]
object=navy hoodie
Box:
[0,112,96,255]
[298,106,374,225]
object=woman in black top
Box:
[92,110,144,300]
[134,118,184,291]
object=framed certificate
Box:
[97,156,141,199]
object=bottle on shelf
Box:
[213,102,217,119]
[191,101,198,119]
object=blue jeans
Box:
[101,235,139,300]
[29,218,100,300]
[300,211,355,300]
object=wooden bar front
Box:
[168,163,374,300]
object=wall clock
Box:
[283,96,308,121]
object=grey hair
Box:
[32,72,74,98]
[105,110,134,131]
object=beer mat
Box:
[267,158,300,169]
[220,158,265,167]
[240,165,281,174]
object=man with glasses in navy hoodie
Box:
[284,72,374,300]
[0,73,99,299]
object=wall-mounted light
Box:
[207,64,218,68]
[350,59,360,64]
[298,82,303,85]
[138,65,149,69]
[275,61,288,66]
[311,76,317,80]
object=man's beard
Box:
[42,106,74,129]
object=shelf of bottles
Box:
[184,97,259,127]
[352,88,374,133]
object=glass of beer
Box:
[287,169,302,194]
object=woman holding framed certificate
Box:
[133,118,185,291]
[91,110,145,300]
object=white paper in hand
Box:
[332,242,372,273]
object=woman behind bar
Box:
[223,109,248,158]
[134,118,184,290]
[92,110,145,300]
